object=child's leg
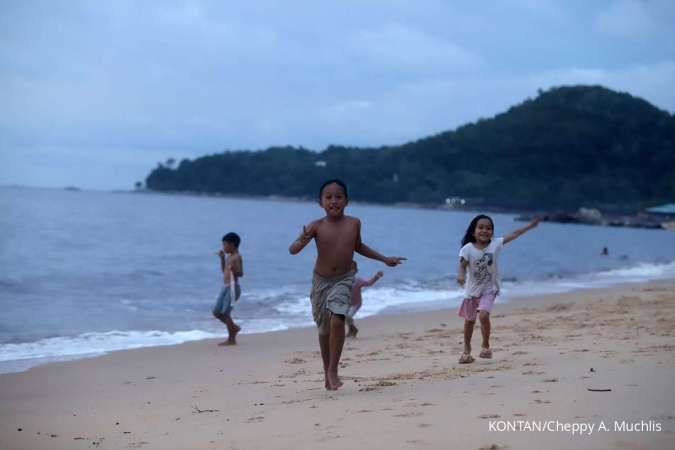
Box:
[220,313,240,345]
[213,311,230,340]
[478,310,491,351]
[463,320,475,354]
[327,314,346,389]
[318,333,330,388]
[346,316,358,337]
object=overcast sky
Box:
[1,0,674,190]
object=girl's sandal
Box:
[458,353,475,364]
[479,348,493,359]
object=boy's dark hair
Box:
[318,179,348,201]
[222,232,241,248]
[461,214,494,246]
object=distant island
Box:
[144,85,675,213]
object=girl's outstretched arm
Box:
[503,217,540,244]
[363,271,384,287]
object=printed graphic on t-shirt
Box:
[472,252,494,285]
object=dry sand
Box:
[1,280,674,450]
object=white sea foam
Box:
[2,261,674,374]
[0,330,218,364]
[500,261,675,300]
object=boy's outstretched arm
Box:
[354,222,405,266]
[503,217,540,244]
[289,223,316,255]
[356,242,406,266]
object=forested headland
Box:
[145,85,675,212]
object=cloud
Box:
[593,0,675,41]
[594,0,656,40]
[353,23,482,75]
[1,1,674,189]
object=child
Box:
[456,215,539,363]
[289,179,405,390]
[212,232,244,346]
[346,261,383,338]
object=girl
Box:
[456,215,539,363]
[346,261,384,338]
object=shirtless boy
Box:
[289,179,405,390]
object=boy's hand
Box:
[529,217,541,228]
[298,225,313,244]
[375,271,384,278]
[217,249,225,258]
[384,256,406,267]
[456,274,466,286]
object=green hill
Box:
[145,85,675,211]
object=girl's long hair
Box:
[461,214,494,246]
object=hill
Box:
[145,85,675,211]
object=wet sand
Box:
[1,280,674,450]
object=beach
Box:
[1,280,673,450]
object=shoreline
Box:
[3,272,675,376]
[1,279,674,449]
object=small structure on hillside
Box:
[645,204,675,221]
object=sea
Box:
[2,186,675,374]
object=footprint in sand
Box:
[285,357,306,364]
[127,442,149,449]
[246,416,265,423]
[542,378,559,383]
[521,370,545,375]
[479,414,500,419]
[358,386,378,392]
[393,411,423,418]
[533,399,551,404]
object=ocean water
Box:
[2,186,675,374]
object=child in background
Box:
[212,232,243,346]
[456,215,539,363]
[289,179,405,390]
[346,262,383,338]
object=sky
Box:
[1,0,674,190]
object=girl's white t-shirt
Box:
[459,237,504,298]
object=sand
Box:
[1,280,674,450]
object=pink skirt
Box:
[457,292,497,321]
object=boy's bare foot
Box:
[232,324,241,338]
[326,371,341,390]
[218,339,236,346]
[458,353,475,364]
[347,325,358,338]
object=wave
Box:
[2,261,674,375]
[0,330,218,364]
